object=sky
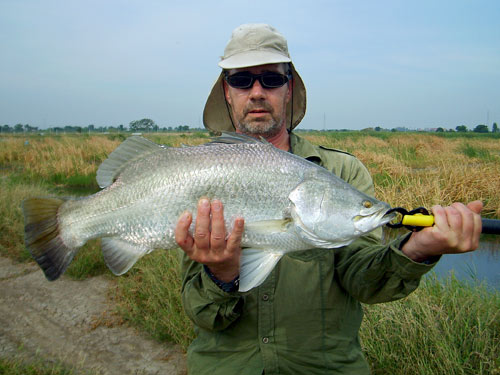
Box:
[1,0,499,131]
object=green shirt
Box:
[181,133,436,374]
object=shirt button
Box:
[262,337,269,344]
[262,294,269,301]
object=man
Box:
[175,24,482,374]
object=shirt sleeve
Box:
[180,254,244,331]
[322,150,439,303]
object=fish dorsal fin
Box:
[239,249,284,292]
[96,136,162,188]
[206,132,270,146]
[101,237,150,275]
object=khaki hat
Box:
[203,23,306,133]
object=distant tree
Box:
[374,126,382,132]
[14,123,24,133]
[129,118,156,132]
[391,128,397,132]
[473,124,489,133]
[456,125,467,132]
[492,122,498,133]
[436,127,444,132]
[118,124,124,132]
[1,124,11,133]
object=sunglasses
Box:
[224,71,292,89]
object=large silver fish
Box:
[23,134,395,292]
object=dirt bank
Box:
[0,256,187,375]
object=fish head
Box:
[289,176,396,247]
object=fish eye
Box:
[363,200,373,208]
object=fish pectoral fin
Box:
[244,219,292,234]
[96,136,162,188]
[239,249,284,292]
[101,238,149,275]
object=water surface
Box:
[429,239,500,290]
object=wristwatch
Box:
[203,265,240,292]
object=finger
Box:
[175,211,194,253]
[452,202,475,250]
[194,198,211,249]
[471,210,482,250]
[226,217,245,254]
[210,200,227,251]
[431,205,449,232]
[446,204,464,231]
[467,200,483,215]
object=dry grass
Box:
[1,131,499,374]
[301,132,500,217]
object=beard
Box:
[234,101,286,138]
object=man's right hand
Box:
[175,198,244,282]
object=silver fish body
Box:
[23,134,394,291]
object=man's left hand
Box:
[401,201,483,263]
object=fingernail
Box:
[180,211,191,221]
[212,200,221,211]
[200,198,209,208]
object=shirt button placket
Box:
[258,273,278,374]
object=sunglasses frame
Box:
[224,71,292,89]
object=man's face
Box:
[223,64,292,139]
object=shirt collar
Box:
[289,133,323,165]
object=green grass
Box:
[114,249,194,350]
[0,357,99,375]
[360,274,500,375]
[460,143,496,161]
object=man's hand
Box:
[401,201,483,262]
[175,198,244,282]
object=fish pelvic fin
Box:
[96,136,163,188]
[22,197,77,281]
[101,238,149,276]
[239,249,284,292]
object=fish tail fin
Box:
[22,197,78,281]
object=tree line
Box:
[1,119,498,134]
[0,119,199,134]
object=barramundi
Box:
[23,134,395,292]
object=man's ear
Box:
[286,79,293,104]
[223,80,232,106]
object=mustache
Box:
[244,101,273,115]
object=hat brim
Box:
[219,50,291,69]
[203,63,306,133]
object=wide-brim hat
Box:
[203,24,306,133]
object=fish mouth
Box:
[381,210,397,225]
[353,207,397,232]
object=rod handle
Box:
[402,215,500,235]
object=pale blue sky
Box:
[1,0,499,130]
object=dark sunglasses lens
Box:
[226,73,253,88]
[261,73,288,88]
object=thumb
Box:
[466,200,483,215]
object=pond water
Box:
[428,239,500,290]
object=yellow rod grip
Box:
[401,214,435,227]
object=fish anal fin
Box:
[101,238,149,275]
[96,136,162,188]
[239,249,284,292]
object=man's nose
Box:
[248,79,266,99]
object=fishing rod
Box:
[386,207,500,235]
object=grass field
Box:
[1,131,499,374]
